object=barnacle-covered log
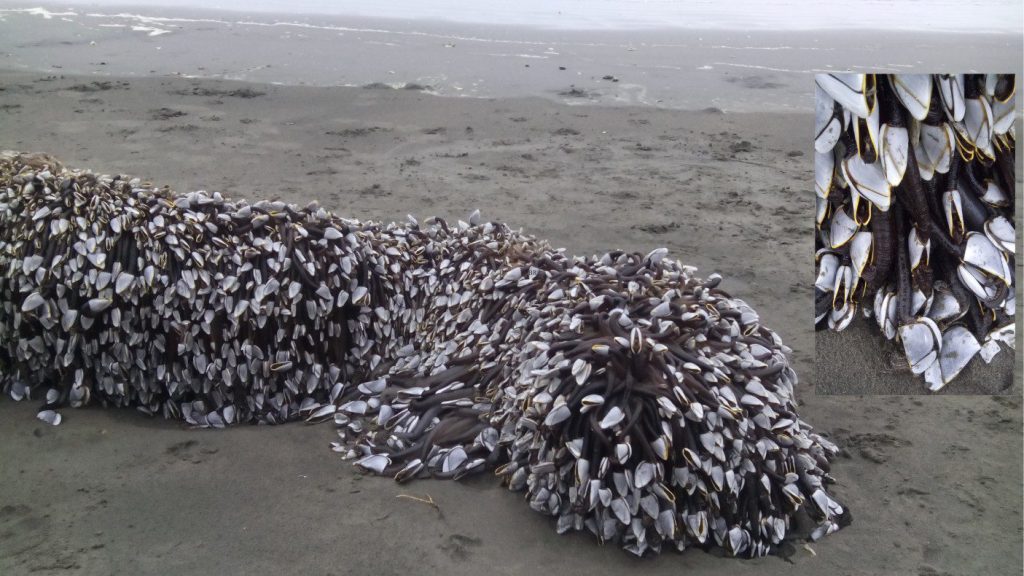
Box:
[1,151,848,557]
[815,74,1016,390]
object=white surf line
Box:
[0,7,78,19]
[708,45,835,51]
[131,25,172,37]
[644,63,685,71]
[62,10,614,49]
[645,42,834,50]
[706,62,908,75]
[221,63,275,79]
[810,65,913,73]
[483,53,551,59]
[709,62,807,73]
[234,19,611,47]
[83,11,233,27]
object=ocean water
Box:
[0,3,1020,111]
[2,0,1022,32]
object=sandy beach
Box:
[0,68,1020,576]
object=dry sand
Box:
[0,70,1021,575]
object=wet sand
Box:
[0,70,1021,575]
[816,321,1019,395]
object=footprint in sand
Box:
[831,429,909,464]
[166,439,218,464]
[0,504,53,559]
[440,534,482,561]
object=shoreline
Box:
[1,5,1022,113]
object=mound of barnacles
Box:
[1,151,848,557]
[815,74,1016,390]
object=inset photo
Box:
[815,74,1017,394]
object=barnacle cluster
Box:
[2,152,848,557]
[815,74,1016,390]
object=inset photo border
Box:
[814,73,1018,394]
